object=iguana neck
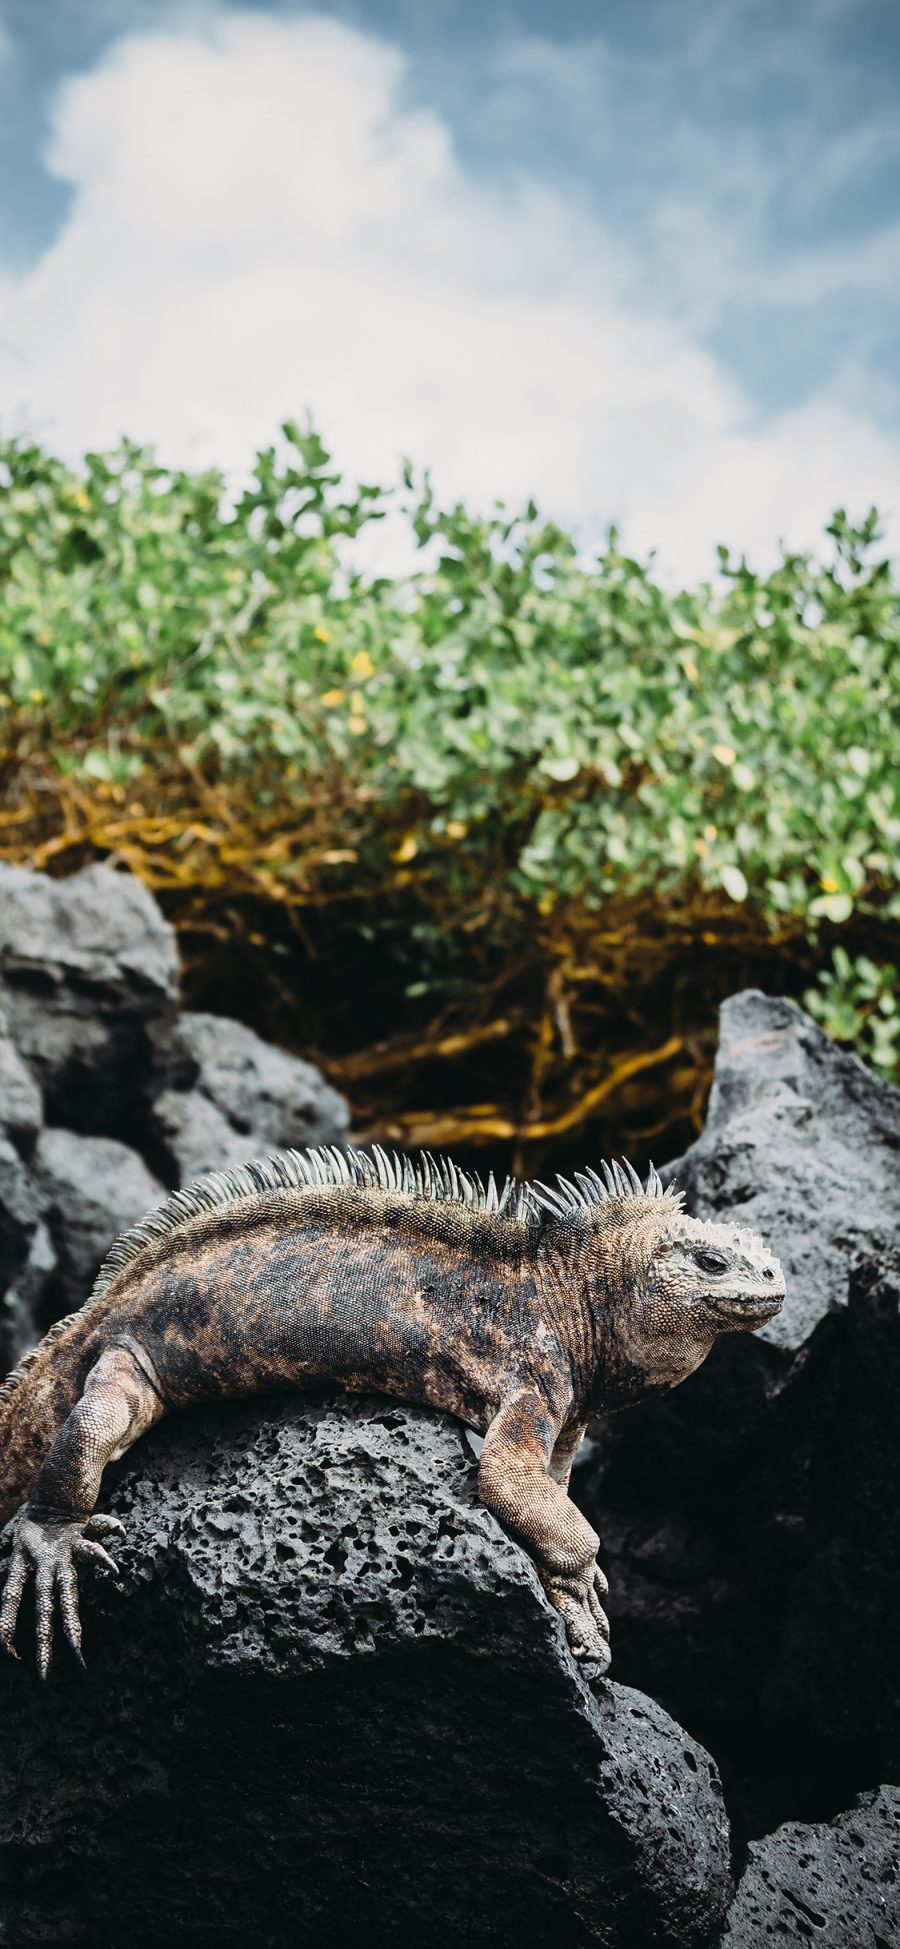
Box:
[536,1225,716,1417]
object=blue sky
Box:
[1,0,898,575]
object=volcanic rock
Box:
[762,1250,900,1779]
[150,1009,350,1184]
[34,1127,166,1317]
[723,1786,900,1946]
[0,1133,50,1371]
[0,1012,42,1156]
[575,991,900,1833]
[0,861,180,1134]
[0,1394,733,1949]
[650,986,900,1469]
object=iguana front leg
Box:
[478,1394,610,1676]
[548,1419,587,1492]
[0,1346,163,1677]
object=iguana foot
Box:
[541,1561,611,1679]
[0,1508,124,1678]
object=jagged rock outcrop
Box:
[1,1219,56,1369]
[0,861,180,1132]
[762,1251,900,1779]
[0,1134,51,1369]
[723,1787,900,1946]
[0,1006,50,1361]
[34,1129,166,1319]
[0,864,350,1362]
[0,1011,42,1156]
[149,1009,350,1182]
[576,991,900,1834]
[0,1394,733,1949]
[653,987,900,1465]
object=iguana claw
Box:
[541,1562,611,1679]
[0,1507,123,1678]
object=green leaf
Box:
[720,865,749,902]
[539,753,580,782]
[809,892,854,924]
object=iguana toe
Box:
[541,1566,612,1676]
[0,1508,122,1675]
[84,1512,125,1541]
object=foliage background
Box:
[1,426,897,1171]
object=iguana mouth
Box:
[712,1290,784,1322]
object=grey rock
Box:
[151,1010,350,1183]
[666,989,900,1359]
[1,1219,56,1369]
[150,1084,254,1182]
[762,1251,900,1775]
[723,1787,900,1946]
[0,1394,732,1949]
[35,1128,165,1314]
[0,861,180,1132]
[599,989,900,1474]
[576,994,900,1835]
[0,1014,42,1155]
[0,1133,47,1372]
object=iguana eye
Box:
[693,1247,729,1276]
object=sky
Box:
[0,0,898,579]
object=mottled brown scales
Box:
[0,1145,785,1678]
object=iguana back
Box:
[0,1144,537,1526]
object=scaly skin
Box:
[0,1148,785,1678]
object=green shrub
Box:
[804,949,899,1079]
[1,424,897,1148]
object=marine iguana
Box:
[0,1145,784,1678]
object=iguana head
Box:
[612,1198,785,1402]
[533,1161,785,1402]
[640,1207,785,1334]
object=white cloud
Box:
[1,9,899,580]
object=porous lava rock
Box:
[0,865,350,1359]
[653,986,900,1467]
[34,1128,166,1319]
[0,1010,42,1156]
[762,1251,900,1780]
[575,991,900,1834]
[722,1787,900,1946]
[150,1009,351,1183]
[0,1133,52,1371]
[0,1217,56,1376]
[0,861,180,1132]
[0,1394,733,1949]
